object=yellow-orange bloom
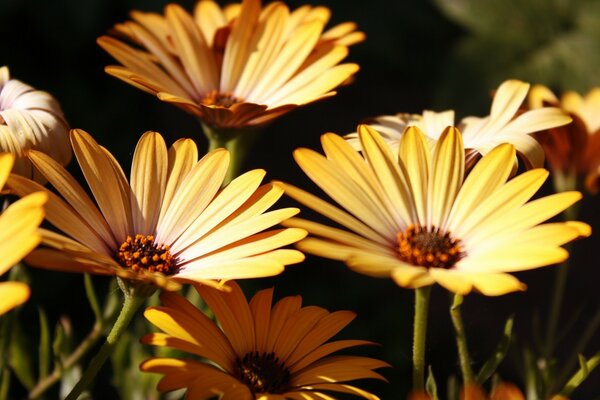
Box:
[98,0,363,129]
[528,85,600,192]
[277,125,589,295]
[6,129,306,291]
[0,153,46,315]
[0,66,70,182]
[141,281,388,399]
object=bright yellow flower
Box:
[0,153,46,315]
[140,281,388,399]
[98,0,363,129]
[528,85,600,193]
[6,129,306,291]
[0,66,71,182]
[345,80,571,169]
[277,125,590,295]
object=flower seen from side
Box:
[277,125,590,295]
[6,129,306,291]
[528,85,600,193]
[140,281,388,399]
[98,0,363,130]
[0,66,71,183]
[0,153,47,315]
[345,80,571,169]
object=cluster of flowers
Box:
[1,0,598,398]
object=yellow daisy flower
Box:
[528,85,600,193]
[0,153,46,315]
[345,80,571,169]
[98,0,363,130]
[6,129,306,291]
[141,281,388,399]
[0,66,71,182]
[276,125,590,295]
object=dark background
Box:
[1,0,599,398]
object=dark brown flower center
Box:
[117,234,177,275]
[236,351,291,395]
[201,90,242,108]
[397,225,463,269]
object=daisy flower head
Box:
[0,66,71,182]
[345,80,572,169]
[0,153,47,315]
[528,85,600,192]
[276,124,590,296]
[140,281,388,399]
[98,0,363,130]
[6,129,306,291]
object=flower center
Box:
[117,234,177,275]
[397,225,463,269]
[201,90,242,108]
[236,351,291,395]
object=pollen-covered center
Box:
[117,234,176,275]
[236,351,291,395]
[397,225,464,269]
[201,90,243,108]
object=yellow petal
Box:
[0,282,30,315]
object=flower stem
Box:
[202,122,260,185]
[450,294,475,384]
[412,286,432,391]
[63,292,146,400]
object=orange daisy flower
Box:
[98,0,363,130]
[141,281,388,399]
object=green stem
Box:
[202,122,260,185]
[64,293,146,400]
[412,286,432,391]
[450,294,475,384]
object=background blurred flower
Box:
[0,153,46,315]
[279,125,589,295]
[141,281,387,399]
[528,85,600,193]
[98,0,363,130]
[0,66,70,183]
[345,80,571,169]
[6,129,306,291]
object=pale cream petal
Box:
[0,282,30,315]
[501,107,571,137]
[161,138,199,219]
[390,266,433,288]
[70,129,133,242]
[446,143,515,232]
[358,124,416,228]
[428,127,464,227]
[193,0,227,46]
[486,80,530,133]
[345,252,412,278]
[175,256,287,281]
[156,149,229,246]
[468,272,526,296]
[273,181,388,245]
[428,269,473,295]
[528,84,558,109]
[130,132,168,234]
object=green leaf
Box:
[560,352,600,396]
[426,366,439,400]
[0,367,10,400]
[476,315,514,384]
[38,308,51,380]
[8,320,35,390]
[84,274,102,323]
